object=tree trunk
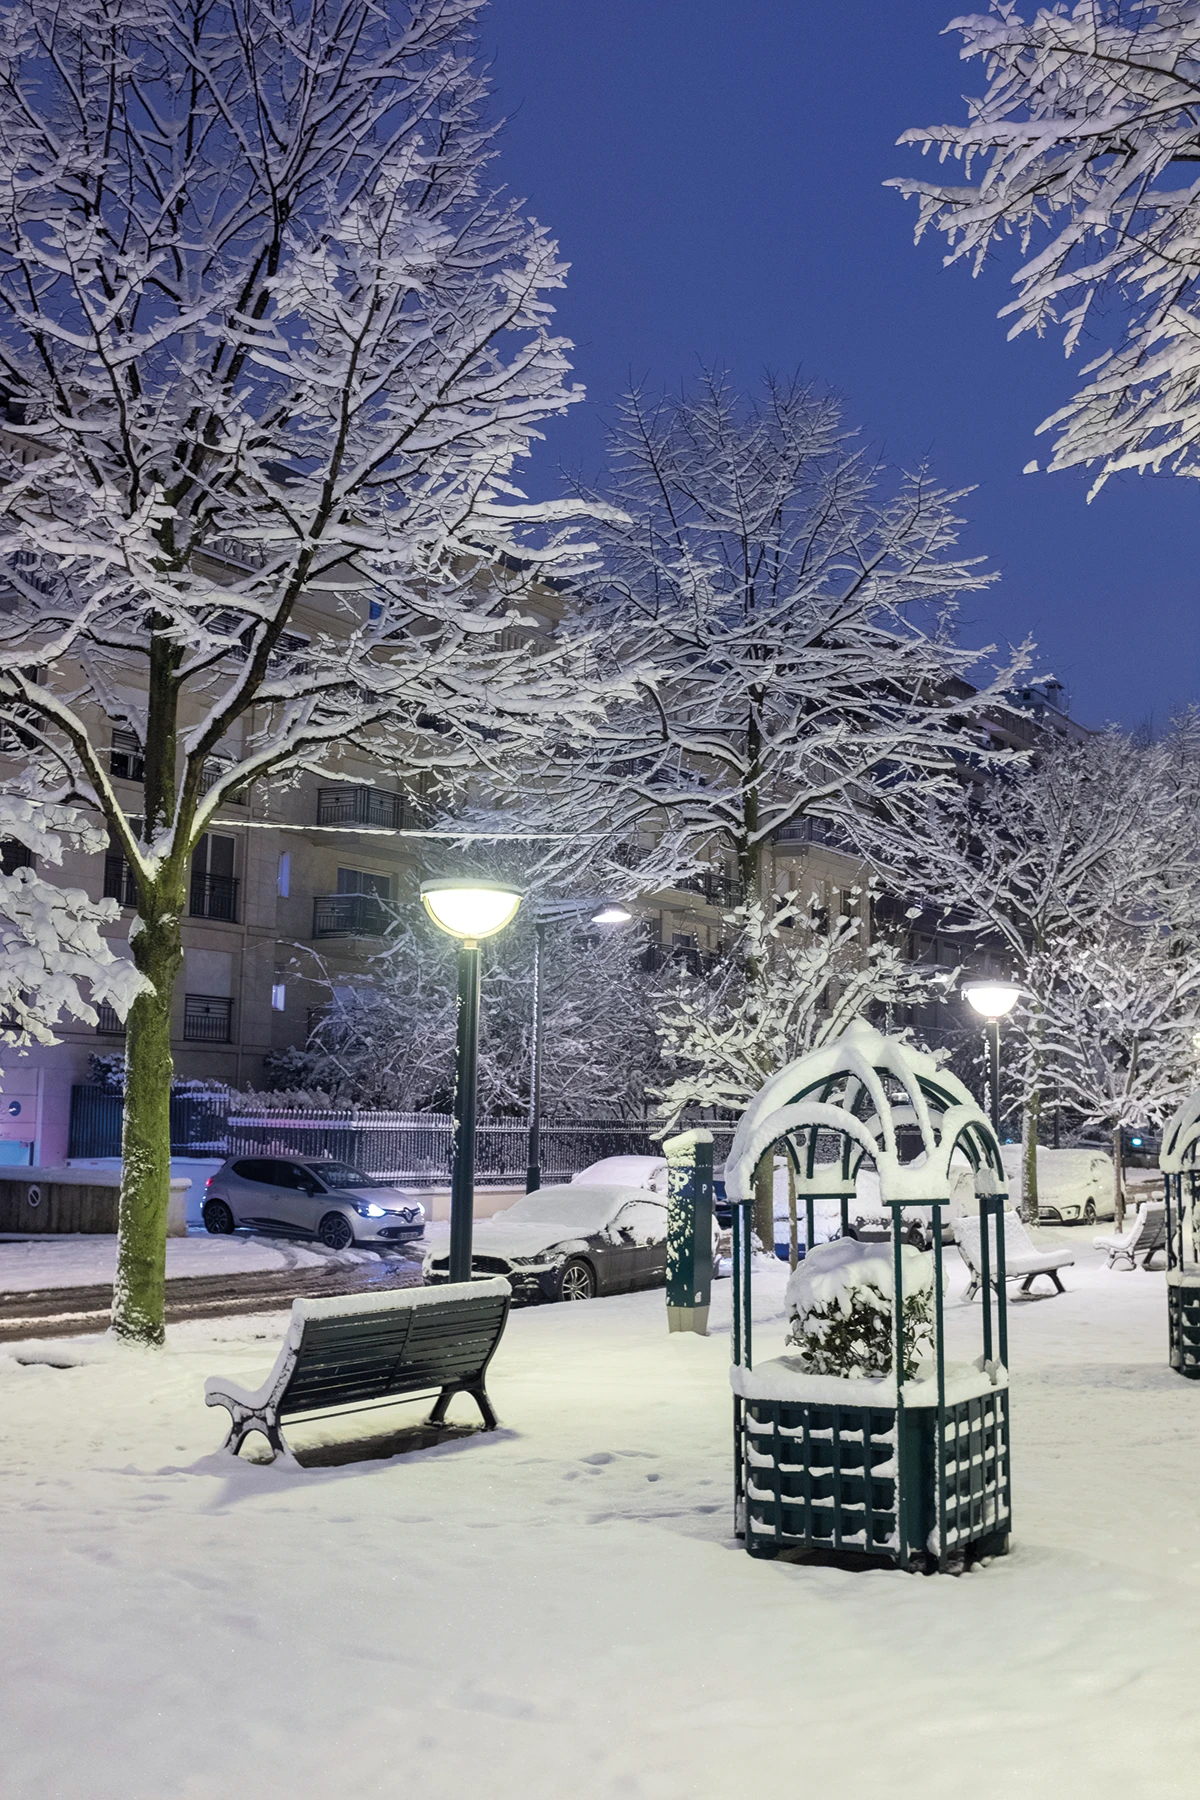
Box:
[111,909,183,1345]
[753,1150,774,1257]
[1020,1091,1040,1227]
[1112,1124,1126,1231]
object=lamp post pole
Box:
[420,878,524,1288]
[526,920,546,1193]
[987,1017,1001,1140]
[963,981,1021,1148]
[449,937,481,1284]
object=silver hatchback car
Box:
[202,1155,425,1251]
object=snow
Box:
[5,1231,1200,1796]
[784,1236,933,1321]
[730,1354,1004,1410]
[292,1275,509,1323]
[0,1230,339,1292]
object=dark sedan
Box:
[423,1183,668,1302]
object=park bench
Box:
[1094,1202,1167,1272]
[956,1210,1074,1301]
[204,1277,511,1463]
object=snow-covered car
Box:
[202,1155,426,1250]
[571,1155,668,1193]
[1000,1144,1115,1226]
[423,1183,668,1302]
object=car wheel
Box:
[318,1212,354,1251]
[202,1199,235,1235]
[1084,1200,1097,1226]
[556,1258,595,1302]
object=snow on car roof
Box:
[496,1184,666,1230]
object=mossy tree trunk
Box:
[1021,1091,1040,1227]
[112,909,184,1344]
[1112,1123,1126,1230]
[753,1150,774,1257]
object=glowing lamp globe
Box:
[963,980,1021,1022]
[420,878,523,942]
[590,904,632,925]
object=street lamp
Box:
[526,899,632,1192]
[421,878,523,1282]
[962,979,1022,1138]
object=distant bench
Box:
[956,1210,1075,1301]
[205,1278,511,1463]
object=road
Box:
[0,1251,424,1342]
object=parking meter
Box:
[663,1128,714,1335]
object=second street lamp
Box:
[421,878,523,1283]
[962,979,1022,1139]
[526,900,632,1192]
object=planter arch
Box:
[725,1020,1012,1572]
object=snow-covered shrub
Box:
[785,1239,933,1380]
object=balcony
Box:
[94,1001,126,1037]
[315,785,425,831]
[103,854,138,908]
[773,816,848,849]
[312,893,389,939]
[189,872,239,923]
[183,994,233,1043]
[674,871,740,909]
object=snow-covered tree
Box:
[0,796,145,1045]
[862,726,1164,1217]
[270,904,663,1118]
[509,373,1028,910]
[893,2,1200,491]
[0,0,604,1342]
[1044,916,1200,1224]
[654,890,954,1246]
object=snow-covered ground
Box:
[3,1230,1199,1798]
[0,1229,347,1292]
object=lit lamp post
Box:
[421,878,523,1283]
[962,980,1022,1139]
[526,900,632,1191]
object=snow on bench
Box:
[204,1278,511,1463]
[956,1210,1074,1301]
[1093,1202,1167,1272]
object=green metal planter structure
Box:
[1161,1092,1200,1378]
[725,1022,1013,1573]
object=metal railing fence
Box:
[67,1087,737,1185]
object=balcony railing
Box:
[312,893,389,939]
[674,871,740,909]
[189,872,239,923]
[773,816,848,848]
[641,942,720,979]
[103,854,138,908]
[183,994,234,1043]
[315,785,425,831]
[94,1001,127,1036]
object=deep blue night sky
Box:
[480,1,1200,732]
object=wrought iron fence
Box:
[67,1088,737,1184]
[68,1086,233,1158]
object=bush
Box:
[785,1239,933,1380]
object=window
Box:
[271,983,286,1012]
[110,730,145,783]
[276,852,290,898]
[337,867,390,899]
[231,1159,274,1183]
[183,994,233,1042]
[190,835,238,922]
[0,838,32,876]
[94,1002,127,1037]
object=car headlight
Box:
[352,1201,387,1218]
[1062,1205,1080,1217]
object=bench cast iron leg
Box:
[1049,1270,1065,1294]
[428,1383,499,1431]
[963,1274,980,1303]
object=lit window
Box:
[271,983,286,1012]
[277,852,290,898]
